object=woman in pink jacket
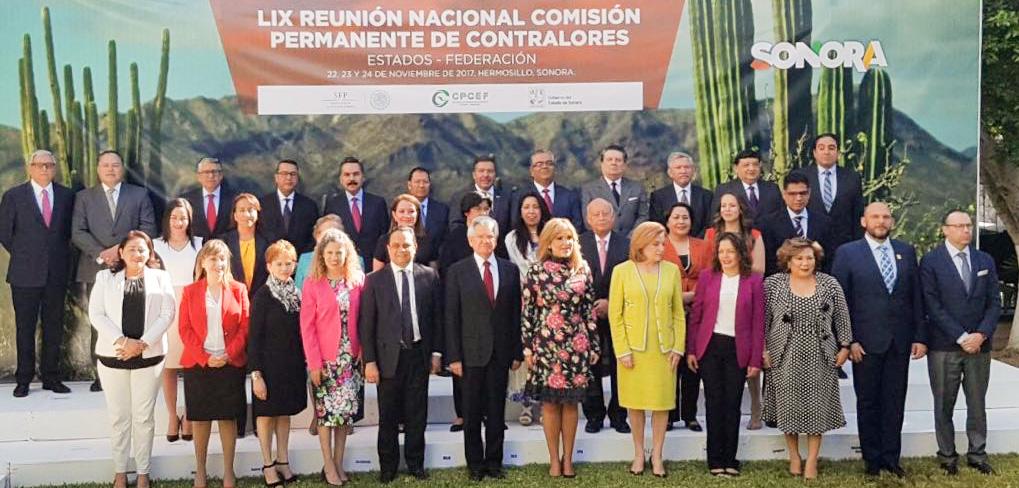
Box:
[300,229,364,486]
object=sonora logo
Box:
[750,40,887,72]
[432,90,450,107]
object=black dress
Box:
[247,286,308,417]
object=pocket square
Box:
[978,269,989,277]
[627,196,638,202]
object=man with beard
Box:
[830,202,927,478]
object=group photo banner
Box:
[0,0,981,378]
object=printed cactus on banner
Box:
[857,68,892,183]
[43,6,70,184]
[816,66,854,153]
[19,35,40,170]
[107,40,118,155]
[770,0,813,175]
[148,29,170,193]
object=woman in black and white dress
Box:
[763,238,852,480]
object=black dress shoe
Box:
[612,422,631,434]
[883,465,907,478]
[90,379,103,392]
[941,463,959,476]
[685,420,703,432]
[468,470,485,481]
[584,420,602,433]
[968,461,995,475]
[379,471,397,484]
[409,468,429,480]
[13,384,28,398]
[864,465,881,477]
[486,468,506,479]
[42,381,71,394]
[450,423,464,432]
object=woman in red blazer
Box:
[685,232,764,477]
[300,228,364,485]
[178,239,250,488]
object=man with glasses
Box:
[258,159,319,253]
[649,152,713,237]
[0,150,75,397]
[758,171,832,276]
[71,150,157,392]
[182,157,237,239]
[710,149,783,220]
[518,149,583,231]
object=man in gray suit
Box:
[71,149,157,391]
[580,144,648,236]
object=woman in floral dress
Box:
[301,229,364,486]
[523,218,601,479]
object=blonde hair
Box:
[194,239,234,284]
[629,221,667,262]
[309,228,364,283]
[536,218,585,273]
[265,239,297,264]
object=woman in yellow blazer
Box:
[609,221,685,477]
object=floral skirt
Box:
[313,351,363,427]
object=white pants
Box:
[97,361,164,474]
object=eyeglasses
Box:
[531,160,555,168]
[944,223,973,230]
[198,170,223,176]
[30,162,56,169]
[785,191,809,197]
[276,171,299,177]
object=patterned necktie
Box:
[205,194,217,233]
[747,185,759,209]
[282,197,292,230]
[401,269,414,346]
[610,181,621,205]
[958,251,972,294]
[483,261,495,305]
[351,196,362,233]
[41,188,52,228]
[420,203,428,227]
[542,188,554,213]
[597,238,608,273]
[822,170,834,212]
[680,189,689,205]
[793,216,805,237]
[879,245,896,293]
[106,188,117,220]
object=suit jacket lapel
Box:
[858,240,889,293]
[23,183,47,228]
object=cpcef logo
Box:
[750,40,887,73]
[432,90,450,108]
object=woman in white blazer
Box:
[88,230,176,488]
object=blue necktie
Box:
[879,245,896,293]
[822,170,834,212]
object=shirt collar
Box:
[473,253,497,270]
[277,188,294,201]
[818,164,837,177]
[673,182,692,194]
[945,239,969,255]
[474,184,493,195]
[596,232,612,245]
[604,177,622,187]
[742,181,758,191]
[346,188,364,201]
[534,181,555,193]
[787,207,807,219]
[419,196,429,208]
[390,261,413,274]
[202,185,220,198]
[864,233,889,251]
[30,179,53,195]
[102,182,123,193]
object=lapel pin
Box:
[896,254,902,260]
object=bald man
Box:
[578,198,631,433]
[830,202,927,478]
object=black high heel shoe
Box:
[275,461,298,483]
[180,417,193,441]
[166,415,181,442]
[321,468,344,486]
[262,462,283,487]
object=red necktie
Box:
[205,194,217,233]
[41,188,52,228]
[483,261,495,305]
[351,196,362,232]
[542,188,554,213]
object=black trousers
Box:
[582,325,625,424]
[852,346,909,470]
[669,358,701,423]
[378,344,430,474]
[699,334,745,470]
[11,283,66,385]
[462,360,510,471]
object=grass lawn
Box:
[50,455,1019,488]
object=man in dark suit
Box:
[831,202,927,478]
[0,150,74,397]
[72,150,158,391]
[181,157,237,239]
[322,157,389,268]
[258,159,319,253]
[920,210,1001,476]
[407,166,450,262]
[758,171,833,276]
[581,144,648,236]
[710,149,783,221]
[519,149,584,231]
[359,226,443,483]
[649,151,713,237]
[579,198,631,434]
[445,216,522,481]
[795,133,864,250]
[453,154,514,257]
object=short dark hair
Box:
[110,230,160,274]
[783,171,810,190]
[387,225,417,244]
[473,153,497,171]
[600,144,628,162]
[98,149,124,162]
[942,208,970,225]
[276,159,299,171]
[813,133,839,149]
[732,149,761,166]
[407,166,430,180]
[340,156,363,172]
[460,191,493,217]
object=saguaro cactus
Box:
[770,0,813,174]
[689,0,757,188]
[43,6,69,183]
[148,29,170,194]
[20,36,41,165]
[129,62,143,174]
[107,40,119,153]
[816,66,854,154]
[857,68,892,183]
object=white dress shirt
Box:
[817,165,838,199]
[673,182,692,204]
[203,289,226,356]
[30,179,54,214]
[277,189,294,214]
[534,181,556,204]
[346,188,364,214]
[201,185,221,215]
[787,207,809,236]
[741,182,759,201]
[391,262,420,341]
[102,182,123,205]
[473,253,500,300]
[864,233,896,285]
[713,273,740,337]
[474,184,493,199]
